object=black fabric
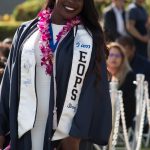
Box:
[69,41,112,145]
[119,71,136,128]
[79,140,96,150]
[103,5,126,42]
[127,3,148,58]
[130,54,150,78]
[130,54,150,94]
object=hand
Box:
[59,136,80,150]
[0,135,5,149]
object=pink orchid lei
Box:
[37,8,80,75]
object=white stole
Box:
[18,30,38,138]
[52,25,93,141]
[17,26,93,139]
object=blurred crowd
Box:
[104,0,150,131]
[0,38,12,83]
[0,0,150,132]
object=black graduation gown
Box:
[0,18,112,150]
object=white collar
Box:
[112,4,123,13]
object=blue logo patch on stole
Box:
[76,42,91,49]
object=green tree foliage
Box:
[13,0,44,21]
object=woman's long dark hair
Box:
[44,0,107,81]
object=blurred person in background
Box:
[117,35,150,93]
[0,43,9,82]
[2,38,12,49]
[0,61,5,83]
[117,35,150,134]
[126,0,149,58]
[107,42,136,129]
[0,42,10,60]
[0,57,7,65]
[0,43,4,59]
[103,0,127,42]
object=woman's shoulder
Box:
[9,18,39,63]
[120,71,136,90]
[19,18,38,32]
[126,71,135,79]
[12,18,38,44]
[124,71,136,86]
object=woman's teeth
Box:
[65,6,75,11]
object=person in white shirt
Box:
[104,0,127,42]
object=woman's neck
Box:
[108,67,118,76]
[51,11,67,25]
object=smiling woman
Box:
[49,0,84,24]
[0,0,112,150]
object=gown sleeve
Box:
[0,28,20,136]
[69,45,112,146]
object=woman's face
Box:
[107,47,123,70]
[53,0,84,21]
[113,0,125,10]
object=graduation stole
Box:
[17,25,93,139]
[52,25,93,141]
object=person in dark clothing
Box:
[119,71,136,129]
[117,35,150,94]
[107,42,136,129]
[126,0,149,58]
[103,0,127,42]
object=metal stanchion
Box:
[98,74,150,150]
[118,91,131,150]
[142,81,150,148]
[109,81,120,150]
[132,74,145,150]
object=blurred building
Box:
[0,0,25,15]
